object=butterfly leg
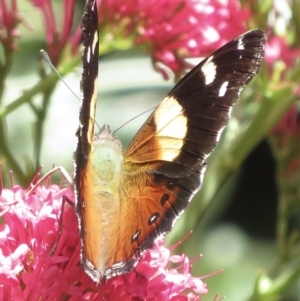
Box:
[49,195,74,255]
[27,166,73,195]
[25,166,74,255]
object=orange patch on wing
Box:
[81,160,104,269]
[109,173,180,265]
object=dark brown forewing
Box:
[74,0,99,281]
[124,30,266,177]
[77,0,99,159]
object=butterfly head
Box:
[93,125,122,149]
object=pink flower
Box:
[265,36,300,72]
[28,0,76,65]
[30,0,251,76]
[97,0,250,76]
[0,0,21,51]
[272,106,300,138]
[271,105,300,179]
[0,181,208,300]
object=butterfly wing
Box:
[125,30,266,175]
[111,29,267,275]
[74,0,100,279]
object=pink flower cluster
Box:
[0,0,21,51]
[1,0,251,75]
[0,183,208,300]
[97,0,250,75]
[272,106,300,138]
[265,36,300,75]
[29,0,76,65]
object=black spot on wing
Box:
[136,167,204,255]
[160,193,170,206]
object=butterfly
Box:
[74,0,266,283]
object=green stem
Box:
[0,49,14,101]
[0,55,80,120]
[34,91,53,168]
[0,47,26,183]
[0,55,80,185]
[248,264,300,301]
[0,120,27,184]
[275,170,289,260]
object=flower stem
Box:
[0,55,80,185]
[0,55,80,120]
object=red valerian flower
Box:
[272,105,300,138]
[28,0,250,77]
[28,0,76,65]
[271,105,300,179]
[265,36,300,73]
[0,0,21,51]
[97,0,250,76]
[0,182,208,300]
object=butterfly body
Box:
[77,125,124,279]
[75,0,266,283]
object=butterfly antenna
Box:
[41,50,103,131]
[113,106,156,134]
[40,50,80,102]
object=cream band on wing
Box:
[201,56,216,85]
[87,77,98,144]
[154,96,188,161]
